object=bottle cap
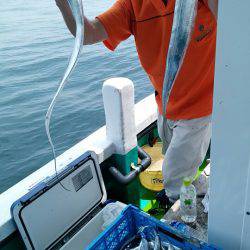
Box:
[183,177,192,187]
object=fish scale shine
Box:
[162,0,198,117]
[45,0,84,190]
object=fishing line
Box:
[240,158,250,248]
[45,0,84,191]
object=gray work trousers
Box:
[157,114,212,200]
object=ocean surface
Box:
[0,0,153,193]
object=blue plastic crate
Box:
[87,205,218,250]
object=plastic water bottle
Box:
[180,177,197,223]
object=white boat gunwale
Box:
[0,92,157,243]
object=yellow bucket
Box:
[139,143,164,192]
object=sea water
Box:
[0,0,152,193]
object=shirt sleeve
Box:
[96,0,133,51]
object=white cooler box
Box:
[11,151,126,250]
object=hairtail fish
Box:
[162,0,198,118]
[45,0,84,190]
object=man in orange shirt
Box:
[56,0,217,204]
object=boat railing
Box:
[0,77,157,242]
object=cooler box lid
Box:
[11,151,107,250]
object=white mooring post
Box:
[209,1,250,249]
[102,78,138,173]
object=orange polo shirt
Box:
[97,0,217,120]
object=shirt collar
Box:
[151,0,175,14]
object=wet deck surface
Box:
[142,143,208,242]
[163,198,208,242]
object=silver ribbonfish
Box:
[45,0,84,190]
[162,0,198,117]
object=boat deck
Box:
[164,198,208,242]
[142,142,208,242]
